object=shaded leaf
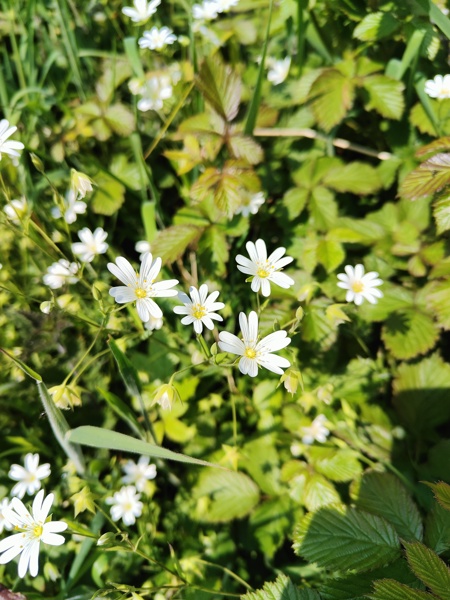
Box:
[369,579,435,600]
[381,309,439,360]
[196,57,241,122]
[241,574,320,600]
[425,504,450,554]
[425,280,450,329]
[425,481,450,512]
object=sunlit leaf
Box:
[150,225,203,263]
[399,153,450,199]
[353,12,399,41]
[310,69,355,132]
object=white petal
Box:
[18,541,35,578]
[109,286,137,303]
[247,311,259,342]
[41,531,66,546]
[267,246,286,263]
[255,239,267,262]
[218,332,245,355]
[193,319,203,334]
[260,278,271,297]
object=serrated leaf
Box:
[303,474,341,511]
[316,239,345,273]
[309,187,338,231]
[310,69,355,132]
[425,280,450,329]
[249,497,293,559]
[302,305,337,349]
[310,448,362,482]
[359,286,414,322]
[350,471,423,542]
[150,225,202,263]
[196,57,241,122]
[410,102,438,136]
[325,304,351,328]
[369,579,435,600]
[399,153,450,200]
[324,162,382,195]
[283,188,308,220]
[393,354,450,432]
[353,12,399,41]
[381,309,439,360]
[426,482,450,512]
[404,541,450,599]
[228,134,263,165]
[110,154,141,191]
[433,195,450,234]
[198,226,229,277]
[293,506,401,573]
[241,437,281,496]
[425,504,450,554]
[104,103,135,137]
[193,470,259,522]
[362,75,405,120]
[241,574,320,600]
[91,172,125,215]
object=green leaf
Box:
[350,471,423,542]
[369,579,435,600]
[249,497,293,559]
[198,226,229,278]
[393,354,450,432]
[302,305,337,349]
[303,474,341,511]
[241,437,281,495]
[324,162,382,195]
[67,426,221,469]
[97,387,143,440]
[359,286,414,322]
[91,171,126,215]
[282,188,308,220]
[310,69,355,132]
[228,134,264,165]
[404,541,450,599]
[193,469,260,522]
[425,482,450,512]
[362,75,405,120]
[110,154,141,191]
[425,280,450,329]
[433,195,450,234]
[104,103,135,137]
[196,56,241,122]
[399,153,450,200]
[410,102,438,136]
[309,447,362,482]
[241,574,320,600]
[353,12,399,41]
[425,504,450,554]
[381,309,439,360]
[150,225,202,263]
[316,239,345,273]
[293,506,401,573]
[309,187,338,231]
[0,348,42,382]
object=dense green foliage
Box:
[1,0,450,599]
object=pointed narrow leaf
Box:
[241,574,320,600]
[425,481,450,512]
[369,579,435,600]
[0,348,42,382]
[399,153,450,199]
[196,57,241,122]
[404,541,450,599]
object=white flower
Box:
[301,414,330,445]
[8,454,51,500]
[0,119,25,161]
[71,227,109,263]
[267,57,291,86]
[337,264,383,305]
[108,252,178,322]
[122,0,160,22]
[234,192,265,217]
[121,456,157,492]
[173,284,225,334]
[144,314,163,331]
[135,239,151,260]
[43,259,79,290]
[193,1,220,20]
[106,485,143,526]
[424,74,450,99]
[138,27,177,50]
[236,239,294,297]
[214,0,239,12]
[218,311,291,377]
[70,169,94,199]
[51,189,87,224]
[131,75,173,112]
[3,197,27,224]
[0,490,67,578]
[0,498,12,534]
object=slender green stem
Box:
[63,316,108,387]
[196,333,212,359]
[196,558,253,591]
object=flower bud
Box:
[49,384,82,409]
[70,169,94,199]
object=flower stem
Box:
[196,333,212,359]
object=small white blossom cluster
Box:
[122,0,160,23]
[266,57,291,86]
[139,26,177,51]
[129,74,174,112]
[193,0,239,21]
[424,74,450,99]
[0,454,67,579]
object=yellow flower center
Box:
[244,347,257,359]
[33,524,43,538]
[256,267,270,278]
[192,304,206,319]
[135,287,147,299]
[351,281,364,293]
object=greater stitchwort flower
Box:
[138,27,177,50]
[135,240,151,260]
[0,490,67,578]
[236,239,294,297]
[267,57,291,85]
[0,498,12,534]
[71,227,109,263]
[301,414,330,445]
[424,74,450,99]
[193,1,220,20]
[337,264,383,305]
[144,314,163,331]
[173,284,225,334]
[122,0,160,22]
[235,192,265,217]
[43,259,79,290]
[3,197,28,224]
[70,169,94,199]
[108,252,178,322]
[0,119,24,161]
[121,456,157,492]
[51,189,87,224]
[130,75,173,111]
[218,311,291,377]
[106,485,143,526]
[8,454,51,499]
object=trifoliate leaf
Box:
[193,470,260,522]
[324,162,383,195]
[283,187,308,220]
[362,75,405,120]
[404,541,450,599]
[241,574,320,600]
[150,225,203,264]
[392,353,450,432]
[350,471,423,542]
[353,12,399,41]
[293,506,401,572]
[381,308,439,360]
[310,69,355,132]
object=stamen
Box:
[244,347,257,359]
[135,287,147,299]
